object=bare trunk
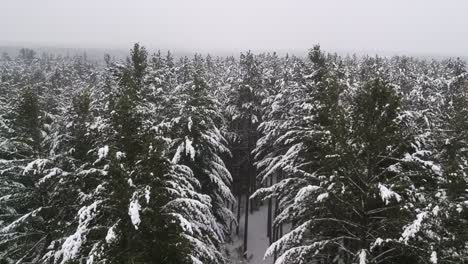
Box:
[236,194,241,235]
[267,175,273,243]
[243,193,249,257]
[273,193,280,262]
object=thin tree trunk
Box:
[273,194,280,262]
[229,201,233,233]
[251,156,257,213]
[273,224,277,261]
[243,192,249,257]
[250,173,255,213]
[267,175,273,243]
[236,193,241,235]
[249,119,255,214]
[273,170,282,262]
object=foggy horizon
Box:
[2,0,468,57]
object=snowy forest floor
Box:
[227,203,273,264]
[227,196,291,264]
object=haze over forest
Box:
[1,0,468,57]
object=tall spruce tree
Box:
[165,55,234,260]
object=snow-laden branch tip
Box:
[128,198,141,230]
[378,183,402,205]
[401,212,427,243]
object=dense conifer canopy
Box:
[0,44,467,264]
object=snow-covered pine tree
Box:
[44,45,231,264]
[252,45,349,263]
[410,58,468,263]
[252,48,455,264]
[224,51,265,254]
[141,50,178,130]
[44,44,191,264]
[342,77,417,263]
[167,54,235,243]
[439,59,468,201]
[0,51,102,263]
[40,86,99,263]
[0,85,48,262]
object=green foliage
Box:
[2,44,468,264]
[70,88,93,160]
[14,87,41,154]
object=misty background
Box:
[1,0,467,59]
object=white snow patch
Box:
[185,137,196,161]
[188,117,193,132]
[432,205,440,216]
[172,143,184,163]
[371,238,383,250]
[86,244,100,264]
[127,178,135,187]
[23,159,50,175]
[94,184,105,195]
[387,164,400,173]
[171,213,193,235]
[403,152,441,176]
[38,168,61,184]
[316,192,329,202]
[98,146,109,160]
[106,224,117,243]
[116,151,125,160]
[128,198,141,230]
[190,255,203,264]
[172,137,196,163]
[401,212,427,242]
[294,185,320,204]
[359,249,367,264]
[378,183,402,205]
[86,254,94,264]
[430,251,437,264]
[145,186,151,204]
[58,201,99,264]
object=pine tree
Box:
[168,55,235,247]
[0,52,103,263]
[252,46,348,263]
[422,59,468,262]
[14,87,42,154]
[0,86,46,262]
[44,44,192,264]
[252,49,452,264]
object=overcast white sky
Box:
[1,0,468,55]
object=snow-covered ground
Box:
[228,202,274,264]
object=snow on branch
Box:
[378,183,402,205]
